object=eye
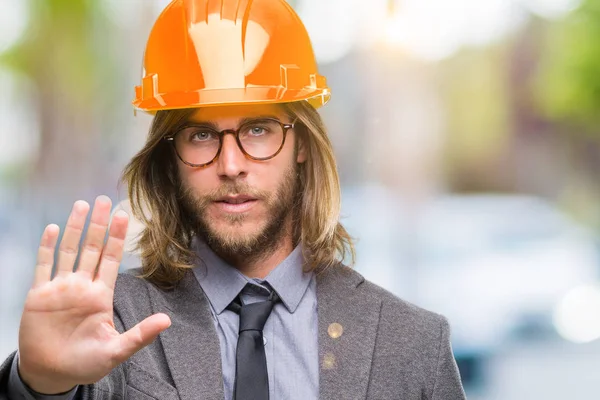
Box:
[249,125,268,135]
[179,127,217,142]
[191,131,213,141]
[244,120,280,137]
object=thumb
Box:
[113,313,171,365]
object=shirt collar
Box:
[191,239,312,314]
[192,240,248,315]
[261,245,311,313]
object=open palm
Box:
[18,197,171,394]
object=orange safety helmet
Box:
[133,0,331,113]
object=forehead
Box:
[188,104,286,123]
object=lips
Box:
[216,195,256,204]
[214,195,258,213]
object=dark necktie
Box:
[227,290,279,400]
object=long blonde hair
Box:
[122,101,355,288]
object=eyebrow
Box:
[185,114,283,128]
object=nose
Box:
[216,133,248,179]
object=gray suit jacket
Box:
[0,265,466,399]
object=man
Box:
[1,0,466,399]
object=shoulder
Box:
[361,275,447,331]
[112,268,161,324]
[327,267,465,397]
[114,267,148,296]
[113,267,180,302]
[360,276,452,359]
[321,264,449,339]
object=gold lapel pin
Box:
[328,322,343,339]
[322,352,336,370]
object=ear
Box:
[296,133,308,164]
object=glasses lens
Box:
[173,126,220,165]
[238,119,285,159]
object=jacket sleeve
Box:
[431,317,467,400]
[3,351,77,400]
[0,312,128,400]
[0,351,17,400]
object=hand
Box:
[17,196,171,394]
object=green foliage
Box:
[438,44,512,166]
[536,0,600,129]
[0,0,110,106]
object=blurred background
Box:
[1,0,600,398]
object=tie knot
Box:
[228,291,280,332]
[239,300,275,332]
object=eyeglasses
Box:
[165,118,295,168]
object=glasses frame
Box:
[165,118,295,168]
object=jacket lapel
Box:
[317,265,382,399]
[150,270,225,400]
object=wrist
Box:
[18,358,78,395]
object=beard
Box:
[179,163,300,265]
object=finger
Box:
[77,196,112,276]
[33,224,60,288]
[56,201,90,277]
[112,313,171,365]
[95,210,129,289]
